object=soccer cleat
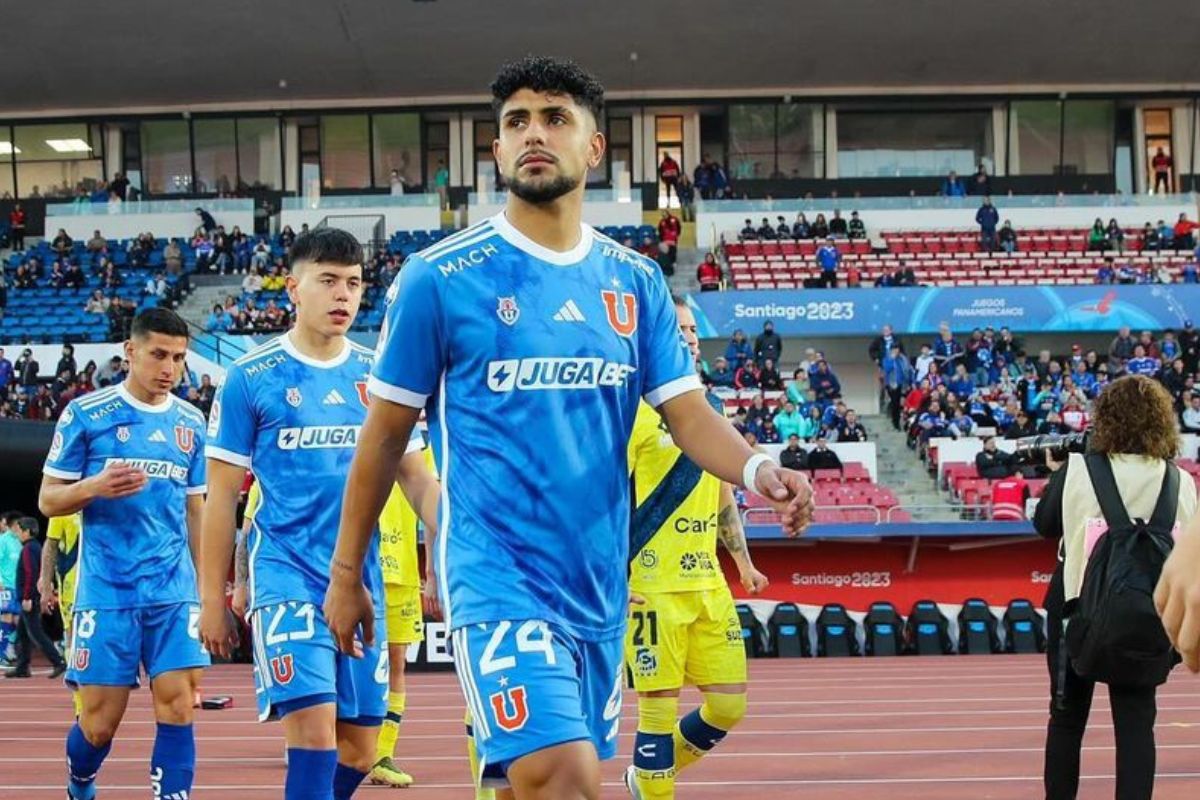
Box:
[368,756,414,788]
[623,765,644,800]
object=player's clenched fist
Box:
[752,464,815,537]
[86,462,148,499]
[323,568,376,658]
[198,598,239,660]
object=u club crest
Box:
[496,296,520,326]
[286,387,302,408]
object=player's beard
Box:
[507,169,580,205]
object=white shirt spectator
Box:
[1184,404,1200,432]
[242,272,263,294]
[915,351,935,382]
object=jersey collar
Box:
[491,211,594,266]
[117,382,172,414]
[281,331,351,369]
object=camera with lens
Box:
[1013,432,1090,464]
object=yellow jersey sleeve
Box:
[377,448,436,587]
[244,480,261,521]
[628,403,725,594]
[46,513,82,606]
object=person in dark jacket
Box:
[754,321,782,366]
[975,437,1016,479]
[758,359,784,392]
[806,436,843,471]
[976,197,1000,251]
[810,360,842,402]
[6,517,67,678]
[779,435,808,470]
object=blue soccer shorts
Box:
[66,602,211,686]
[250,601,388,724]
[451,619,623,786]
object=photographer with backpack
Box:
[1034,375,1198,800]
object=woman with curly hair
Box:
[1034,375,1198,799]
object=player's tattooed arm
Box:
[719,482,769,595]
[234,525,249,588]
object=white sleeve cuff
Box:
[367,375,429,409]
[187,485,208,496]
[644,374,703,408]
[43,465,83,480]
[205,446,252,468]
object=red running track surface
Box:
[2,657,1200,798]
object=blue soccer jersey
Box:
[42,384,208,611]
[207,333,421,613]
[370,213,699,642]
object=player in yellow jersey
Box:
[624,297,770,800]
[368,447,436,787]
[39,512,83,715]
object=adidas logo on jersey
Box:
[148,430,168,443]
[322,389,347,405]
[552,300,586,322]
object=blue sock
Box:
[332,763,368,799]
[66,723,112,800]
[286,749,337,800]
[150,722,196,800]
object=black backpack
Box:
[1063,454,1180,688]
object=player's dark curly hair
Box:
[490,55,605,123]
[1089,375,1180,460]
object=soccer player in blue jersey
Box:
[198,228,440,800]
[324,56,813,800]
[39,307,210,800]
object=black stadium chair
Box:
[1003,598,1046,653]
[957,598,1002,654]
[736,603,767,658]
[863,601,905,656]
[816,603,860,657]
[767,602,811,657]
[906,600,954,655]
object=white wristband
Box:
[741,453,774,494]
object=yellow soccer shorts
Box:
[625,586,746,693]
[384,583,424,646]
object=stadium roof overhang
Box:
[3,0,1198,117]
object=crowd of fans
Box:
[697,322,865,468]
[861,321,1200,479]
[0,345,213,421]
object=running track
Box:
[3,657,1200,798]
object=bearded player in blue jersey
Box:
[198,229,440,800]
[324,56,813,800]
[39,308,210,800]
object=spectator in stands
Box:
[786,370,810,406]
[100,261,122,290]
[791,213,811,239]
[658,152,681,206]
[1038,410,1068,436]
[1182,394,1200,433]
[62,261,84,289]
[85,229,107,260]
[815,240,840,288]
[1105,218,1125,253]
[262,265,286,292]
[744,393,771,432]
[881,344,914,431]
[263,300,287,331]
[756,217,776,240]
[774,401,804,440]
[847,211,866,240]
[250,238,272,271]
[1158,218,1175,249]
[1174,213,1198,251]
[738,219,757,241]
[1152,146,1173,193]
[12,262,32,290]
[675,172,695,222]
[798,406,823,441]
[1134,330,1159,359]
[810,213,830,239]
[759,358,784,392]
[49,228,72,257]
[779,435,808,470]
[48,262,66,289]
[754,321,783,366]
[837,410,868,443]
[947,407,975,438]
[1087,218,1109,252]
[807,435,843,470]
[725,329,752,368]
[759,417,782,445]
[242,269,263,294]
[975,436,1016,479]
[772,216,789,240]
[193,233,215,272]
[975,197,999,251]
[1061,398,1090,432]
[969,164,992,196]
[205,304,234,333]
[9,204,26,251]
[1004,410,1036,439]
[810,360,841,403]
[994,220,1018,254]
[696,252,722,292]
[946,363,974,402]
[1140,222,1161,252]
[1108,326,1136,370]
[693,156,713,200]
[706,357,735,390]
[93,355,120,388]
[1160,330,1180,362]
[84,290,109,315]
[1096,257,1116,284]
[913,343,935,382]
[29,383,57,420]
[868,324,904,366]
[941,170,966,197]
[15,349,37,398]
[1126,345,1160,377]
[195,207,217,234]
[734,358,761,391]
[658,210,681,267]
[828,210,848,238]
[54,345,76,383]
[932,322,964,373]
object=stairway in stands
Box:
[860,413,957,521]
